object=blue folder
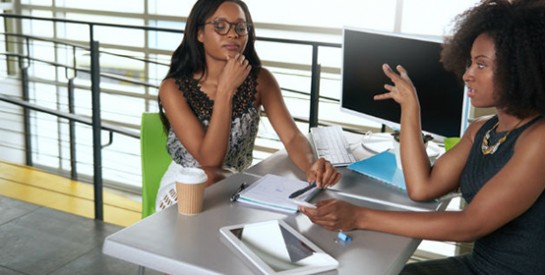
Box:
[347,151,406,191]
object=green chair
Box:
[140,112,171,219]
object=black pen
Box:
[230,182,247,202]
[288,182,317,199]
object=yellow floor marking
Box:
[0,161,142,227]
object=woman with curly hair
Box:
[300,0,545,273]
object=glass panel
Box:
[73,124,98,177]
[28,57,56,80]
[93,25,145,47]
[30,82,61,169]
[245,0,396,31]
[26,10,54,38]
[21,0,52,6]
[55,0,144,13]
[402,0,480,36]
[102,134,141,188]
[59,22,90,43]
[256,41,312,66]
[10,0,484,199]
[147,53,171,87]
[147,20,184,51]
[64,13,144,47]
[101,93,146,125]
[72,87,92,117]
[97,49,146,84]
[147,0,195,17]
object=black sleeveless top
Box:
[460,115,545,274]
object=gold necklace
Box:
[481,119,523,155]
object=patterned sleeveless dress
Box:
[166,68,260,171]
[156,68,261,211]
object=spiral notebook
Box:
[237,174,319,214]
[347,151,406,191]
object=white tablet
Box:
[219,219,339,275]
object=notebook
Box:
[237,174,319,214]
[347,151,406,191]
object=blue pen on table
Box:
[288,182,317,199]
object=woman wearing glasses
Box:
[156,0,340,210]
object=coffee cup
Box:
[175,167,208,215]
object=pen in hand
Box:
[288,182,317,199]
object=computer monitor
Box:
[340,27,469,143]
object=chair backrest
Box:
[141,112,171,218]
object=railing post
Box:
[21,66,33,166]
[309,44,321,131]
[67,78,78,180]
[90,37,104,221]
[18,36,33,166]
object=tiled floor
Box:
[0,195,161,275]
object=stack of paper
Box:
[237,174,319,213]
[347,151,406,191]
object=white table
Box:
[103,143,447,275]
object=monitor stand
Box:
[360,132,394,154]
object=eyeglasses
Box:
[205,19,251,36]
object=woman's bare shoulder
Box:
[160,77,177,90]
[159,78,180,98]
[518,116,545,143]
[463,115,491,142]
[256,67,275,83]
[255,67,280,98]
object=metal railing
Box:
[0,13,341,221]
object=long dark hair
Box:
[158,0,261,131]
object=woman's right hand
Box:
[299,199,362,231]
[373,64,419,109]
[305,158,341,189]
[217,53,251,98]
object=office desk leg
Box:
[138,265,145,275]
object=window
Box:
[3,0,478,193]
[0,0,480,258]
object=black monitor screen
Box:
[340,28,467,140]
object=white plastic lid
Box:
[176,167,208,184]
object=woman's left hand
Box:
[306,158,341,188]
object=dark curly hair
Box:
[158,0,261,131]
[441,0,545,118]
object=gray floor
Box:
[0,195,162,275]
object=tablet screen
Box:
[220,220,338,274]
[230,223,314,270]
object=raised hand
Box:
[373,64,419,108]
[217,53,251,98]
